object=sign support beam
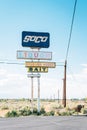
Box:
[37,75,40,113]
[27,73,41,113]
[31,76,34,113]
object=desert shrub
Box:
[43,112,49,116]
[58,105,63,109]
[59,111,73,116]
[74,105,84,113]
[33,108,41,115]
[66,106,71,111]
[32,107,46,115]
[33,108,38,114]
[83,98,87,103]
[82,109,87,114]
[1,106,9,110]
[19,108,32,116]
[44,111,55,116]
[6,110,19,117]
[40,107,46,114]
[49,111,55,116]
[71,110,76,115]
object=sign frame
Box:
[25,62,56,68]
[17,50,52,60]
[27,73,41,78]
[22,31,50,48]
[28,67,48,73]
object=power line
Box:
[0,61,24,65]
[65,0,77,61]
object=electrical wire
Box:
[0,60,63,66]
[0,60,24,65]
[65,0,77,61]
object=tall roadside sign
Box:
[17,31,56,113]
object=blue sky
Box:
[0,0,87,99]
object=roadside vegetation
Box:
[0,99,87,117]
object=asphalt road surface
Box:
[0,116,87,130]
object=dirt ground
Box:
[0,99,87,117]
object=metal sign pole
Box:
[37,74,40,113]
[28,73,41,113]
[31,75,34,113]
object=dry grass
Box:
[0,99,87,117]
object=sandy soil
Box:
[0,99,87,117]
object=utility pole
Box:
[63,60,67,107]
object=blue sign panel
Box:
[22,31,50,48]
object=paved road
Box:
[0,116,87,130]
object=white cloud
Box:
[67,64,87,99]
[0,68,30,98]
[0,64,87,99]
[81,64,87,67]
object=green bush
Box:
[59,111,73,116]
[82,109,87,114]
[49,111,55,116]
[44,111,55,116]
[33,108,37,114]
[5,107,55,117]
[19,108,32,116]
[6,110,19,117]
[40,107,46,114]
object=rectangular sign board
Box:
[28,67,48,73]
[22,31,50,48]
[17,51,52,60]
[27,73,41,78]
[25,62,56,68]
